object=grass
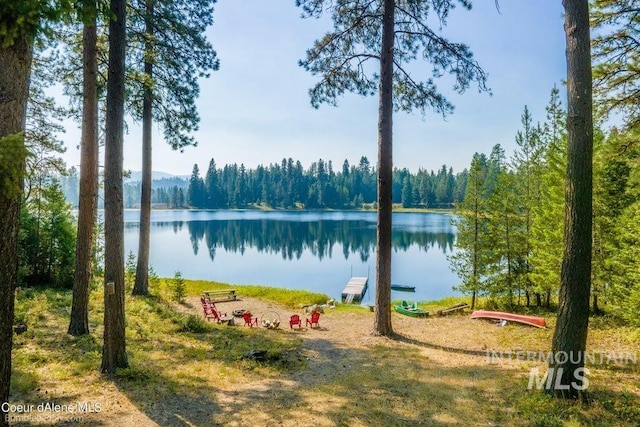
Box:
[8,281,640,426]
[11,285,306,398]
[182,278,330,308]
[403,295,470,311]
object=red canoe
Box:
[470,310,547,329]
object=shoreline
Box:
[118,206,456,214]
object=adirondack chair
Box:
[200,297,226,323]
[200,298,216,322]
[306,311,320,328]
[289,314,302,329]
[242,312,258,327]
[211,306,228,323]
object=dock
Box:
[341,277,368,303]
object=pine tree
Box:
[101,0,129,374]
[592,0,640,127]
[548,0,593,398]
[0,0,73,420]
[69,0,100,336]
[449,153,490,309]
[609,200,640,326]
[485,169,524,306]
[511,106,546,306]
[187,164,206,208]
[593,128,638,314]
[298,0,488,335]
[530,87,567,308]
[19,180,77,288]
[205,159,219,208]
[129,0,218,296]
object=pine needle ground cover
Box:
[8,284,640,426]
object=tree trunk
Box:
[101,0,129,374]
[372,0,394,337]
[545,291,551,308]
[472,191,478,310]
[592,293,600,314]
[0,36,33,427]
[133,0,154,296]
[69,5,99,336]
[548,0,593,399]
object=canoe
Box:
[394,304,429,318]
[470,310,547,328]
[391,284,416,292]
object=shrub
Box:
[172,271,186,303]
[18,180,76,288]
[125,251,137,292]
[177,315,211,333]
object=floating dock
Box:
[341,277,368,303]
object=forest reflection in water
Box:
[136,218,455,262]
[123,210,459,301]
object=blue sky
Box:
[60,1,567,176]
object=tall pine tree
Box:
[548,0,593,398]
[449,153,490,309]
[297,0,488,335]
[129,0,218,295]
[530,87,567,308]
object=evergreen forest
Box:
[184,157,463,210]
[2,0,640,421]
[451,87,640,327]
[60,158,464,210]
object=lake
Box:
[123,210,460,303]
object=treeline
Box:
[59,160,467,210]
[185,157,467,210]
[59,172,190,208]
[123,177,189,208]
[451,87,640,325]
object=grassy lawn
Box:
[8,282,640,426]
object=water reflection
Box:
[123,211,459,301]
[127,218,455,262]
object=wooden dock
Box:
[341,277,368,303]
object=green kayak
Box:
[394,302,429,318]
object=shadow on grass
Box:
[108,294,505,425]
[112,366,223,426]
[392,332,490,356]
[11,289,640,427]
[107,294,309,426]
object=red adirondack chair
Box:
[200,297,226,323]
[289,314,302,329]
[242,312,258,327]
[306,312,320,328]
[200,297,216,322]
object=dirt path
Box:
[20,297,553,426]
[12,294,639,426]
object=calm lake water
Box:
[123,210,460,303]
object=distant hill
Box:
[60,171,189,208]
[125,171,189,183]
[122,172,189,208]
